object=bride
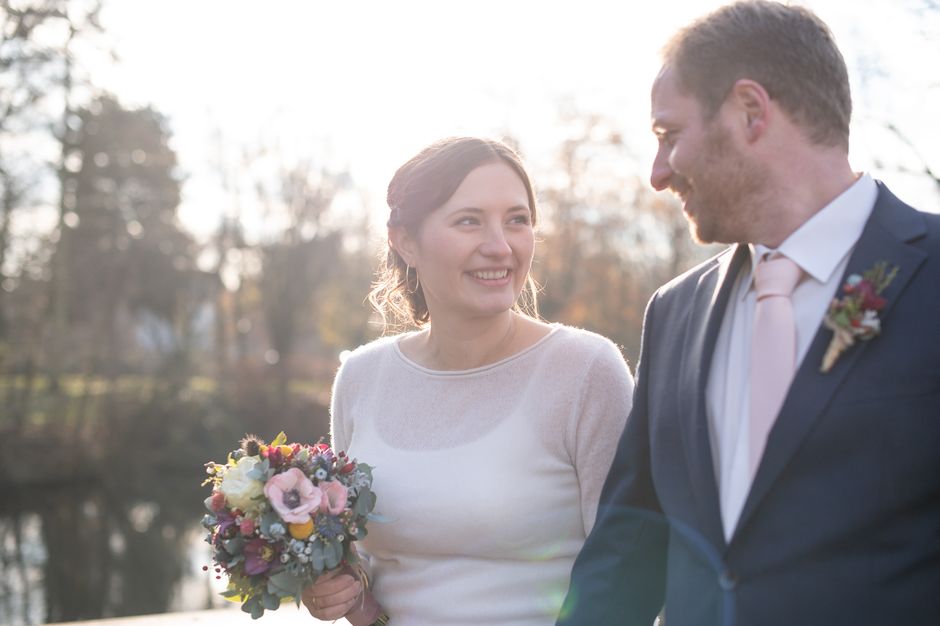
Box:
[301,137,635,626]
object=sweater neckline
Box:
[392,323,563,377]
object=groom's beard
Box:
[673,123,769,246]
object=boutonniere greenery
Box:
[820,261,899,373]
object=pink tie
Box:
[749,255,802,477]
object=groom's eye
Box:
[657,131,676,147]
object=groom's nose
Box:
[650,147,672,191]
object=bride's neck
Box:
[415,312,520,371]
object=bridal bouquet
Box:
[202,432,377,619]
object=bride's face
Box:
[395,162,535,323]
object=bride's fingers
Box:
[309,572,358,595]
[302,574,363,620]
[308,591,361,620]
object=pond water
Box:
[0,480,230,625]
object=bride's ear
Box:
[388,226,417,267]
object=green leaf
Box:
[259,511,281,537]
[242,596,264,619]
[353,488,376,516]
[223,537,246,555]
[311,542,326,572]
[324,541,341,570]
[271,431,288,447]
[247,457,271,481]
[267,570,304,597]
[262,592,280,611]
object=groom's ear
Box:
[728,78,771,143]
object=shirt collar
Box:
[744,173,877,293]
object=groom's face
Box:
[650,67,764,244]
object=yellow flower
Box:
[288,517,314,540]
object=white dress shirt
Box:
[707,174,878,541]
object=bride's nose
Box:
[478,225,512,257]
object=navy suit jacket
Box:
[558,183,940,626]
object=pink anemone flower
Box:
[320,480,349,516]
[263,468,322,523]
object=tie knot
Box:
[754,255,801,299]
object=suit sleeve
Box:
[557,294,669,626]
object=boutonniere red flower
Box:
[820,261,899,373]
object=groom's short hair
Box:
[662,0,852,151]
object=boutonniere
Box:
[820,261,899,373]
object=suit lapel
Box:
[678,244,750,550]
[735,184,928,533]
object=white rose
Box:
[219,456,265,513]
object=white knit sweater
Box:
[330,324,634,626]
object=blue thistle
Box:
[314,512,345,541]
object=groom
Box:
[559,2,940,625]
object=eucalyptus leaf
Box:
[247,457,272,481]
[242,596,263,620]
[262,592,280,611]
[267,570,304,596]
[260,511,281,536]
[311,542,325,572]
[353,488,376,516]
[324,541,342,569]
[223,537,246,555]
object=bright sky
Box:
[94,0,940,241]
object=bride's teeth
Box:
[473,270,508,280]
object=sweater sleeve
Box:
[329,357,352,454]
[571,338,635,534]
[327,354,379,590]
